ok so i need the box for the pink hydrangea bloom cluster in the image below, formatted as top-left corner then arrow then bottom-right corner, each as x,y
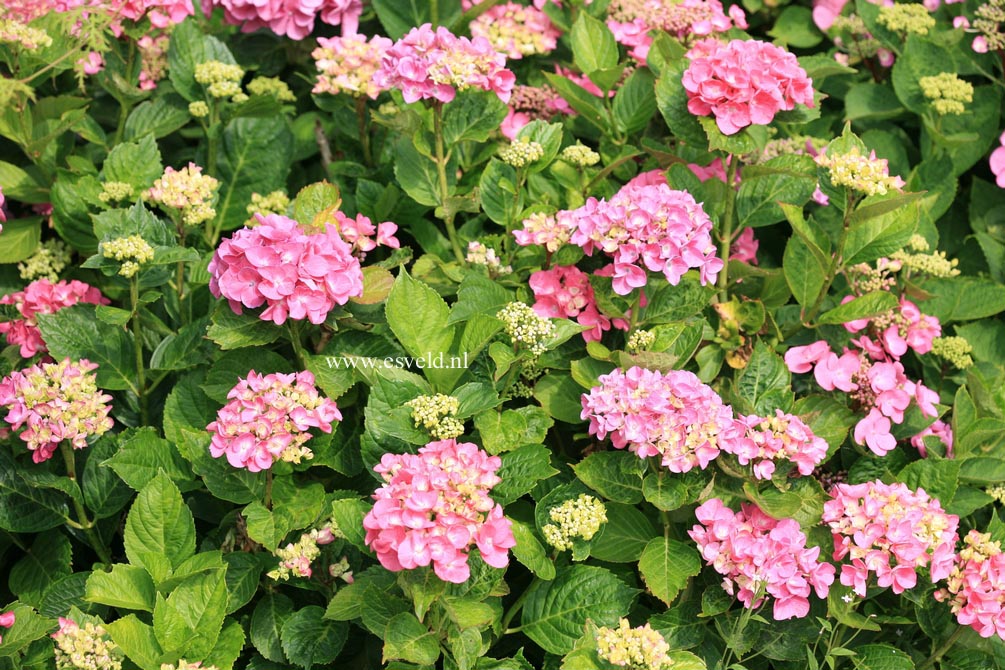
204,0 -> 362,40
936,530 -> 1005,640
608,0 -> 747,61
513,211 -> 570,252
363,439 -> 516,583
683,39 -> 815,136
372,24 -> 515,104
729,227 -> 759,265
0,279 -> 109,358
911,419 -> 953,458
823,480 -> 958,596
843,296 -> 941,359
0,358 -> 114,463
138,33 -> 170,91
120,0 -> 193,27
529,266 -> 627,343
0,611 -> 13,646
690,499 -> 835,620
469,2 -> 559,59
726,410 -> 829,480
785,342 -> 940,457
561,182 -> 722,295
312,34 -> 394,99
582,366 -> 747,473
501,84 -> 571,139
328,210 -> 400,258
207,370 -> 341,472
991,132 -> 1005,189
209,213 -> 364,325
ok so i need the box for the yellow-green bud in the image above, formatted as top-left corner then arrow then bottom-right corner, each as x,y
0,19 -> 52,49
627,329 -> 656,354
561,143 -> 601,167
919,73 -> 974,116
542,494 -> 607,551
877,4 -> 935,35
246,190 -> 290,220
101,235 -> 155,278
247,76 -> 296,102
500,137 -> 545,168
189,101 -> 210,118
405,394 -> 464,440
99,181 -> 136,204
931,336 -> 974,369
18,239 -> 71,281
595,619 -> 672,670
988,484 -> 1005,505
195,61 -> 245,101
497,301 -> 555,356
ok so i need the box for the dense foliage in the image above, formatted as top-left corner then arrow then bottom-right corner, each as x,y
2,0 -> 1005,669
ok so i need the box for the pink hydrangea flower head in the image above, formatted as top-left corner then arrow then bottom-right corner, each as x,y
911,419 -> 953,458
312,33 -> 394,99
363,439 -> 515,583
784,340 -> 831,374
690,499 -> 835,619
607,0 -> 746,62
501,85 -> 571,139
0,279 -> 109,358
0,610 -> 12,646
119,0 -> 194,26
469,2 -> 559,59
936,530 -> 1005,640
206,0 -> 362,40
0,358 -> 114,463
372,24 -> 515,104
823,480 -> 959,596
327,210 -> 399,258
562,182 -> 722,293
843,296 -> 941,359
137,33 -> 170,91
582,366 -> 747,473
529,265 -> 624,342
991,132 -> 1005,189
730,227 -> 759,265
206,370 -> 341,472
726,410 -> 829,479
682,39 -> 815,136
209,213 -> 364,325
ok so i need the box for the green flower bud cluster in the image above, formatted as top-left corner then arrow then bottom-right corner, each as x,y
101,235 -> 154,278
18,239 -> 71,281
919,73 -> 974,116
98,181 -> 135,204
497,301 -> 555,356
247,76 -> 296,102
627,329 -> 656,354
931,336 -> 974,370
877,4 -> 935,36
194,60 -> 247,102
561,143 -> 600,167
500,137 -> 545,168
595,619 -> 672,670
542,494 -> 607,551
405,393 -> 465,440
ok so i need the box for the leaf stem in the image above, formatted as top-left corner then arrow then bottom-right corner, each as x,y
60,442 -> 112,565
432,102 -> 464,262
355,97 -> 373,167
918,626 -> 966,670
716,154 -> 739,303
803,190 -> 855,325
130,278 -> 148,426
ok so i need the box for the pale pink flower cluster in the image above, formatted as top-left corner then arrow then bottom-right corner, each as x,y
690,499 -> 835,620
207,370 -> 341,472
991,132 -> 1005,189
209,213 -> 364,325
328,210 -> 400,258
729,227 -> 759,265
936,530 -> 1005,640
811,0 -> 890,31
0,611 -> 14,646
727,410 -> 829,480
312,34 -> 393,99
683,39 -> 814,136
582,366 -> 746,473
363,439 -> 516,583
0,279 -> 109,358
137,33 -> 169,91
843,296 -> 941,359
372,24 -> 515,104
204,0 -> 362,40
608,0 -> 747,61
470,2 -> 559,60
529,266 -> 626,343
502,84 -> 571,139
77,51 -> 104,76
823,480 -> 958,596
0,358 -> 114,463
513,211 -> 569,252
120,0 -> 193,27
562,182 -> 722,295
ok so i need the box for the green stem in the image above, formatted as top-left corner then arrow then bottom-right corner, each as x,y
802,190 -> 855,325
355,97 -> 373,167
264,469 -> 273,510
500,577 -> 536,632
627,288 -> 644,332
176,225 -> 187,322
288,321 -> 310,369
60,443 -> 112,565
131,278 -> 148,426
430,0 -> 439,25
716,155 -> 739,303
918,626 -> 966,670
432,103 -> 464,262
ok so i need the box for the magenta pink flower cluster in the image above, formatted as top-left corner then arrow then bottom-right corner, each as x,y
501,85 -> 571,139
0,358 -> 114,463
207,370 -> 341,472
936,530 -> 1005,640
823,480 -> 958,597
204,0 -> 362,41
725,410 -> 829,480
785,342 -> 940,457
683,39 -> 815,136
562,182 -> 722,295
689,499 -> 835,620
991,132 -> 1005,189
0,279 -> 109,359
372,24 -> 515,104
329,211 -> 400,258
843,296 -> 941,359
729,227 -> 759,265
581,366 -> 746,473
4,0 -> 191,27
529,266 -> 626,343
120,0 -> 193,27
608,0 -> 747,61
363,439 -> 516,583
0,611 -> 13,646
312,34 -> 394,99
209,213 -> 364,325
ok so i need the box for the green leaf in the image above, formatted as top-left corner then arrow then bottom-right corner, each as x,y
216,116 -> 293,233
735,341 -> 792,415
223,552 -> 265,614
492,444 -> 559,506
8,532 -> 73,608
589,503 -> 656,562
736,155 -> 817,228
510,517 -> 556,580
251,594 -> 294,663
105,427 -> 193,490
699,117 -> 767,155
852,643 -> 914,670
104,615 -> 163,670
167,19 -> 237,102
521,564 -> 637,655
370,0 -> 460,39
291,181 -> 341,228
383,612 -> 440,666
0,161 -> 49,203
203,618 -> 246,670
329,498 -> 370,553
516,120 -> 564,173
613,69 -> 657,135
571,451 -> 645,504
784,236 -> 828,308
124,95 -> 191,140
153,569 -> 228,658
243,502 -> 283,552
474,407 -> 554,455
918,277 -> 1005,322
638,537 -> 701,606
841,198 -> 918,266
570,11 -> 619,77
535,373 -> 590,424
202,349 -> 291,403
280,606 -> 348,670
386,267 -> 454,362
898,459 -> 960,509
479,158 -> 520,226
744,477 -> 826,526
543,72 -> 608,132
123,472 -> 196,583
36,304 -> 137,391
817,291 -> 899,326
845,82 -> 905,122
0,450 -> 68,533
103,134 -> 163,191
959,457 -> 1005,484
85,564 -> 156,612
656,62 -> 707,149
0,218 -> 41,262
642,469 -> 710,512
767,5 -> 823,48
642,275 -> 715,324
395,136 -> 444,207
443,91 -> 509,145
207,301 -> 281,350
